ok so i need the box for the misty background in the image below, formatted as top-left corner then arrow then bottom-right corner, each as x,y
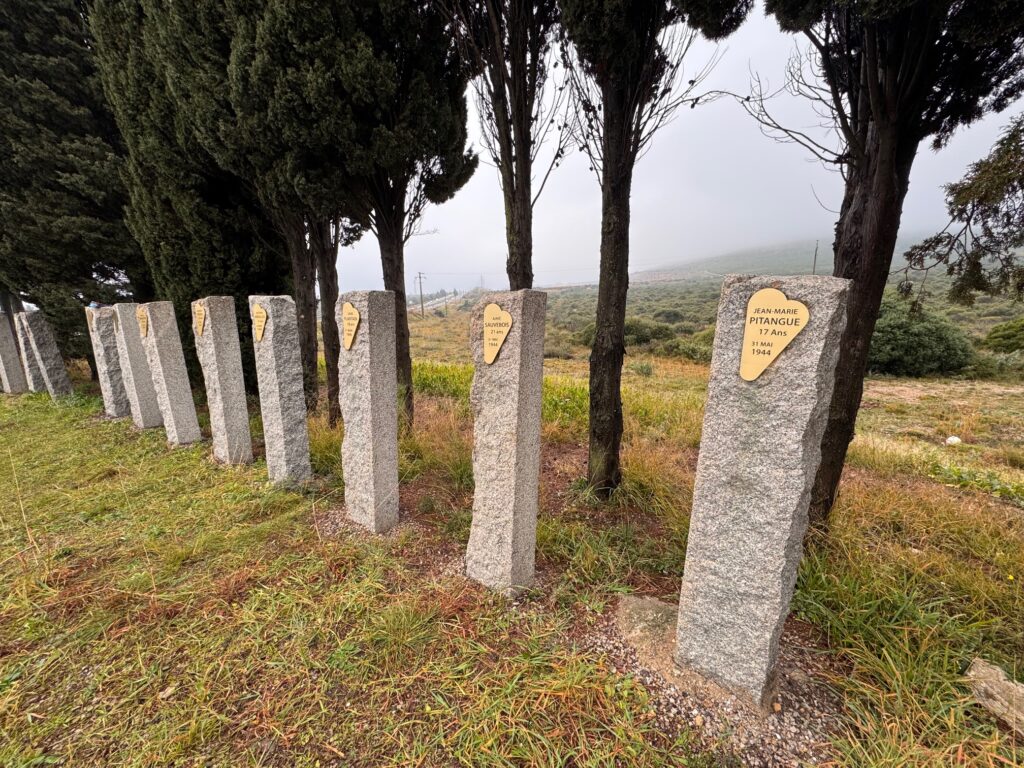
339,5 -> 1022,296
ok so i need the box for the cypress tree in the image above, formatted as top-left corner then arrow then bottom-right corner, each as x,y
0,0 -> 152,361
760,0 -> 1024,524
559,0 -> 751,496
336,1 -> 478,428
90,0 -> 292,386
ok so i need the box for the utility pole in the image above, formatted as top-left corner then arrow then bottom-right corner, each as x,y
416,272 -> 426,318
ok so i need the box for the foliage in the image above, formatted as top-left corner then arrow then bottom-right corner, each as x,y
0,0 -> 152,359
444,0 -> 569,288
868,299 -> 972,377
576,317 -> 675,347
904,114 -> 1024,305
984,316 -> 1024,353
89,0 -> 292,385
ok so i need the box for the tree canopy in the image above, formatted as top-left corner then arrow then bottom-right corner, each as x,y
0,0 -> 152,359
904,113 -> 1024,305
90,0 -> 292,385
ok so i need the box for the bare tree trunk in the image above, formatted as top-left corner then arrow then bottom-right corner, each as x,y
504,158 -> 534,290
588,87 -> 634,497
809,126 -> 919,526
375,196 -> 415,430
503,21 -> 535,292
282,213 -> 319,410
312,218 -> 341,426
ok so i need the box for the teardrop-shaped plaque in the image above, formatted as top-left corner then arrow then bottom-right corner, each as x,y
739,288 -> 809,381
252,303 -> 268,343
482,303 -> 513,365
136,306 -> 149,338
341,301 -> 360,350
193,303 -> 206,337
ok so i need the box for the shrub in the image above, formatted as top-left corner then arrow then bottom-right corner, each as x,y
984,317 -> 1024,353
575,317 -> 675,348
868,299 -> 972,377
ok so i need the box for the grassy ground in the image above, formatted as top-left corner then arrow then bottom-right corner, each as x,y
2,311 -> 1023,765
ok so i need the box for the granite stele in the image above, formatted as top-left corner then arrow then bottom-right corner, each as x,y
193,296 -> 253,464
139,301 -> 201,446
674,274 -> 849,708
250,296 -> 311,484
19,311 -> 73,398
336,291 -> 400,533
113,303 -> 163,429
14,314 -> 45,393
0,314 -> 28,394
465,290 -> 547,593
86,307 -> 130,418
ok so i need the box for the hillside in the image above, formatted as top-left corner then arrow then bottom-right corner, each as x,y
543,238 -> 1024,343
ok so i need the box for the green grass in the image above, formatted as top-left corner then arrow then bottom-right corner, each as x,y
0,394 -> 714,767
4,350 -> 1024,765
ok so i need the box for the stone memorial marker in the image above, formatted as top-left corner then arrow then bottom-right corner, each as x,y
113,303 -> 163,429
249,296 -> 311,484
465,290 -> 547,593
139,301 -> 201,446
14,314 -> 45,392
674,274 -> 849,708
0,314 -> 28,394
192,297 -> 253,464
86,307 -> 130,418
336,292 -> 399,533
19,311 -> 73,398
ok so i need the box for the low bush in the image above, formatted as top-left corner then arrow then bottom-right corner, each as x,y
868,299 -> 972,377
984,316 -> 1024,353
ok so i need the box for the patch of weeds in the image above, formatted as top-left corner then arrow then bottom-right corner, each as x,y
929,463 -> 1024,507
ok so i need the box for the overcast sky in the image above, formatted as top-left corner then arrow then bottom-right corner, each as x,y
338,5 -> 1022,295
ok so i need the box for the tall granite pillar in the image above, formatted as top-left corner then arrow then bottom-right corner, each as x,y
113,303 -> 163,429
0,313 -> 28,394
19,311 -> 73,398
249,296 -> 311,484
14,314 -> 45,392
86,307 -> 130,418
675,274 -> 849,708
192,297 -> 252,464
465,290 -> 547,593
139,301 -> 201,446
336,291 -> 399,533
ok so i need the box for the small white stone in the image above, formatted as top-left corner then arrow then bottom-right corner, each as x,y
945,435 -> 962,446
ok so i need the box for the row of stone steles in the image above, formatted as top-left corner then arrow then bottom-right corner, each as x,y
1,291 -> 550,597
2,276 -> 855,711
0,311 -> 74,399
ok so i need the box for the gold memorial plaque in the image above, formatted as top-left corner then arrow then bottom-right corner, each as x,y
341,302 -> 360,350
252,303 -> 268,343
482,302 -> 512,365
136,306 -> 149,338
193,303 -> 206,337
739,287 -> 809,382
